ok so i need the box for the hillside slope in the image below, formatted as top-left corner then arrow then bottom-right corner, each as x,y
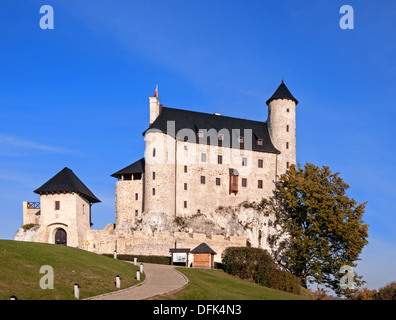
0,240 -> 141,300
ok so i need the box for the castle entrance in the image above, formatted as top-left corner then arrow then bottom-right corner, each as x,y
55,228 -> 67,245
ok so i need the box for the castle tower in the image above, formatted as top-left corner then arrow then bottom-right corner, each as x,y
30,167 -> 100,248
266,80 -> 298,175
149,86 -> 161,125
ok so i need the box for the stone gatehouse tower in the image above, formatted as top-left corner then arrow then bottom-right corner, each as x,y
112,80 -> 298,227
16,167 -> 101,248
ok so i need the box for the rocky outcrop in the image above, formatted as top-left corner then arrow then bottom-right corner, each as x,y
116,201 -> 285,257
14,224 -> 41,242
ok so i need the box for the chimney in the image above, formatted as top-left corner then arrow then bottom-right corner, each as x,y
149,96 -> 161,125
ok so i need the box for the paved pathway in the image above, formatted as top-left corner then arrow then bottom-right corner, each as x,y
87,263 -> 188,300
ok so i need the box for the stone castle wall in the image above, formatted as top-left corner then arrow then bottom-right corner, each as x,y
86,227 -> 246,263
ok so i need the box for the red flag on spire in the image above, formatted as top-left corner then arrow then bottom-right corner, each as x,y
153,85 -> 158,97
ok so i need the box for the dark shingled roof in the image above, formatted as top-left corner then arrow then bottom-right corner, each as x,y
111,158 -> 145,178
143,107 -> 280,154
266,81 -> 298,106
191,243 -> 217,255
34,167 -> 101,203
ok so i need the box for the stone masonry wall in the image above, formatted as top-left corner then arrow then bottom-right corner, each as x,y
86,228 -> 246,263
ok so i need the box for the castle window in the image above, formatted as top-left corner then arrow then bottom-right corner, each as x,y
135,193 -> 138,200
286,125 -> 289,132
287,108 -> 290,113
258,180 -> 263,189
216,177 -> 221,186
184,165 -> 187,173
242,178 -> 247,187
135,210 -> 138,216
184,201 -> 187,208
55,201 -> 60,210
153,148 -> 156,157
242,157 -> 248,166
133,173 -> 142,180
218,155 -> 222,164
200,176 -> 206,184
152,188 -> 156,196
287,162 -> 290,169
201,153 -> 206,162
257,139 -> 263,146
258,159 -> 263,168
123,174 -> 132,180
153,172 -> 156,180
230,174 -> 238,194
286,142 -> 289,149
239,136 -> 244,143
184,183 -> 187,190
197,209 -> 201,214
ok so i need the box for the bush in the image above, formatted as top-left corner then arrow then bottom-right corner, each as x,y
349,287 -> 377,300
22,224 -> 37,231
102,254 -> 171,265
222,247 -> 301,295
375,281 -> 396,300
222,247 -> 274,281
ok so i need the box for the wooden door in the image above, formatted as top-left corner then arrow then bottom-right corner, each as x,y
55,228 -> 67,245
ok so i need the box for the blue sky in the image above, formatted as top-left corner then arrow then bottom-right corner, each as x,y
0,0 -> 395,291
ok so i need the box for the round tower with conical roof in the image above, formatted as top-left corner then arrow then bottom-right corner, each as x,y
266,80 -> 298,175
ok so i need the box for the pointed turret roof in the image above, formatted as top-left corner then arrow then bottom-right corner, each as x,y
34,167 -> 101,203
266,80 -> 298,106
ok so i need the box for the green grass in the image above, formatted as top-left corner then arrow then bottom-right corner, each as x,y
0,240 -> 143,300
153,267 -> 313,300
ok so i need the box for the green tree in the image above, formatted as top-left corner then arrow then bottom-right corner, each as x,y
271,163 -> 369,296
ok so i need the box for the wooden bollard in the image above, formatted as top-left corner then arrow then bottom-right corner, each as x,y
74,283 -> 80,299
116,275 -> 121,288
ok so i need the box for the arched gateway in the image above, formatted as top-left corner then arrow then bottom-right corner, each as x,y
55,228 -> 67,245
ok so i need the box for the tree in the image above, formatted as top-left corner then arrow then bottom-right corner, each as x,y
270,162 -> 369,296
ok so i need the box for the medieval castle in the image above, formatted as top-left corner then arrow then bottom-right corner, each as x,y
15,80 -> 298,263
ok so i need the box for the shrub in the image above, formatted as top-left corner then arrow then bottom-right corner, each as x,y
222,247 -> 274,281
349,287 -> 377,300
375,281 -> 396,300
222,247 -> 301,295
22,224 -> 37,231
102,254 -> 171,265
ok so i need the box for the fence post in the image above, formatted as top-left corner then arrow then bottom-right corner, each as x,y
116,275 -> 121,288
74,283 -> 80,299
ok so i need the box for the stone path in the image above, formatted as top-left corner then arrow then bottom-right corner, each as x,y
87,263 -> 188,300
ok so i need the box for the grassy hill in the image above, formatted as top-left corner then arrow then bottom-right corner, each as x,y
152,267 -> 313,300
0,240 -> 142,300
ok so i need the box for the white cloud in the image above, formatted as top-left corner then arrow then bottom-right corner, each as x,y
0,133 -> 73,155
